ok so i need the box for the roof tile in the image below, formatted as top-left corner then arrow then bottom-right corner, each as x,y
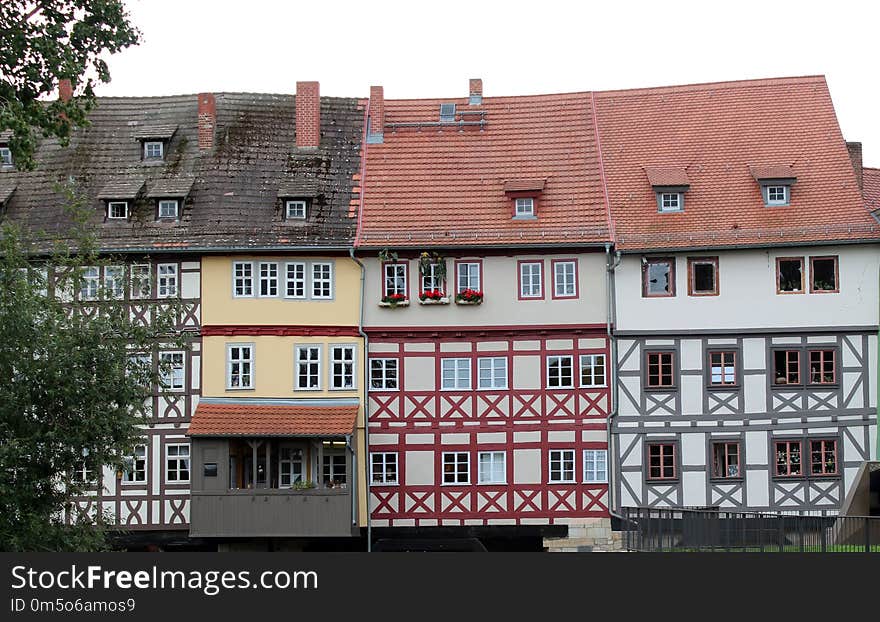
187,402 -> 358,437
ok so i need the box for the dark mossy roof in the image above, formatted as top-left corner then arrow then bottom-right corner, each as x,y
0,92 -> 364,253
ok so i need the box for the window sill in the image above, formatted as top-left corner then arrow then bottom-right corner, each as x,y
378,300 -> 409,308
706,384 -> 741,391
643,386 -> 678,393
370,482 -> 399,487
477,481 -> 507,486
583,480 -> 608,485
455,299 -> 483,306
225,387 -> 255,391
709,476 -> 744,483
548,480 -> 577,485
441,482 -> 471,487
418,297 -> 449,305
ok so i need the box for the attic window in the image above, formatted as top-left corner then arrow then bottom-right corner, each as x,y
107,201 -> 129,220
158,199 -> 179,219
439,103 -> 456,123
658,192 -> 683,213
514,198 -> 535,218
285,200 -> 307,220
0,146 -> 11,166
144,141 -> 164,160
763,185 -> 790,206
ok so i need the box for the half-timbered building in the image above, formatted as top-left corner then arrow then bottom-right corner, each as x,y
596,76 -> 879,514
358,80 -> 618,550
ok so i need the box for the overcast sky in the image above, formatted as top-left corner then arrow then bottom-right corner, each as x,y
96,0 -> 879,165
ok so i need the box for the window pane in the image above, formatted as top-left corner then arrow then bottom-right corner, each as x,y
778,259 -> 803,292
811,258 -> 837,291
646,261 -> 672,295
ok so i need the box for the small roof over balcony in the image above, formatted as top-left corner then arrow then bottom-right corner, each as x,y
188,398 -> 358,437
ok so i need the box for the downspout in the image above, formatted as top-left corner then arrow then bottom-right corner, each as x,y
350,247 -> 370,551
605,244 -> 625,522
346,433 -> 356,527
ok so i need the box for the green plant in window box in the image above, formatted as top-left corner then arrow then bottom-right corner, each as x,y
380,293 -> 409,307
293,480 -> 316,490
378,248 -> 398,263
418,251 -> 446,281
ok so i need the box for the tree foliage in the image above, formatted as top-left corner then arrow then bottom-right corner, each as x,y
0,0 -> 140,170
0,187 -> 181,551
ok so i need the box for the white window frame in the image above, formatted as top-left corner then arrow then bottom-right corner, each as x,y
330,344 -> 357,390
442,451 -> 470,485
107,201 -> 129,220
258,261 -> 279,297
547,355 -> 574,389
478,451 -> 506,484
514,197 -> 535,218
278,446 -> 304,488
311,262 -> 333,299
130,264 -> 151,299
579,354 -> 607,388
122,444 -> 147,484
549,449 -> 576,483
0,146 -> 12,166
370,358 -> 399,390
285,200 -> 307,220
80,266 -> 100,300
441,358 -> 471,390
157,263 -> 178,298
226,343 -> 254,390
165,444 -> 190,483
371,452 -> 398,485
158,199 -> 179,219
519,261 -> 542,299
284,261 -> 307,299
553,260 -> 577,298
104,265 -> 125,299
144,141 -> 164,159
764,185 -> 790,206
295,345 -> 322,391
383,262 -> 407,298
456,262 -> 481,294
658,192 -> 683,213
159,351 -> 185,392
477,357 -> 508,390
421,262 -> 444,293
583,449 -> 608,483
233,261 -> 254,298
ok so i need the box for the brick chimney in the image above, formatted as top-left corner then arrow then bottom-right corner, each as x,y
58,79 -> 73,102
367,85 -> 384,144
847,141 -> 863,191
296,81 -> 321,149
197,93 -> 216,151
469,78 -> 483,105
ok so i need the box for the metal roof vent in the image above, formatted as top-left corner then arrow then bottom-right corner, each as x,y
439,103 -> 456,124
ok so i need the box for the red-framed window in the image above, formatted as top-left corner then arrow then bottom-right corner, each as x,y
642,257 -> 675,297
382,261 -> 408,300
809,439 -> 838,476
808,349 -> 835,385
551,259 -> 578,299
647,443 -> 677,480
776,257 -> 804,294
646,351 -> 675,389
711,441 -> 741,479
454,259 -> 483,295
774,440 -> 803,477
419,259 -> 446,298
809,256 -> 839,293
517,260 -> 544,300
688,256 -> 719,296
708,351 -> 737,387
773,350 -> 800,386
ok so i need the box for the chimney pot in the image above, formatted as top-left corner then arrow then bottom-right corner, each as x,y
58,79 -> 73,103
469,78 -> 483,105
198,93 -> 216,151
368,86 -> 385,144
847,141 -> 863,191
296,81 -> 321,149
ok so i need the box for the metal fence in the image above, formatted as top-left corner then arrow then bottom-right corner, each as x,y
622,507 -> 880,552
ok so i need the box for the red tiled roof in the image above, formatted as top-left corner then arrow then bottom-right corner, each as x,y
749,164 -> 795,181
187,402 -> 358,437
503,178 -> 546,193
645,167 -> 690,187
359,92 -> 610,247
594,76 -> 879,250
865,168 -> 880,210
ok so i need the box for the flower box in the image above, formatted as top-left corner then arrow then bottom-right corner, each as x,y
378,299 -> 410,308
455,299 -> 482,306
419,297 -> 450,305
455,288 -> 484,305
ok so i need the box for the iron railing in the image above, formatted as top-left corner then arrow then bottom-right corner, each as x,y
622,507 -> 880,552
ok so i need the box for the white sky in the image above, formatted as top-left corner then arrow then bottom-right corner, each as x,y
96,0 -> 879,166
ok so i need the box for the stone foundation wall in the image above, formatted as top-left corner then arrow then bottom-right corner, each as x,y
543,518 -> 624,552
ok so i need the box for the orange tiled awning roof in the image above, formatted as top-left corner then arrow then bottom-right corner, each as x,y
644,167 -> 690,187
188,400 -> 358,437
749,164 -> 795,181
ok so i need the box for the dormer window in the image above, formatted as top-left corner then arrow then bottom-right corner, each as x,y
158,199 -> 179,219
285,199 -> 307,220
108,201 -> 129,220
144,141 -> 164,160
763,185 -> 790,206
0,146 -> 11,166
658,192 -> 683,213
514,198 -> 535,218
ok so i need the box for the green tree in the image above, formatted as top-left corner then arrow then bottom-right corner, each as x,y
0,0 -> 140,170
0,187 -> 180,551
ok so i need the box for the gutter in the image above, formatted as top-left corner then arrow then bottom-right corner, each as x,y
350,248 -> 371,552
605,244 -> 625,525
